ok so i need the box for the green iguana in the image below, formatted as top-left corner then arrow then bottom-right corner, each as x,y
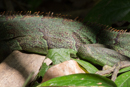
0,12 -> 130,81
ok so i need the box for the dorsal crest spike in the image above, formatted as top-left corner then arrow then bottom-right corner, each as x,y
0,11 -> 84,23
23,11 -> 27,14
114,29 -> 117,32
125,29 -> 127,32
29,11 -> 31,13
108,27 -> 113,30
74,16 -> 79,21
78,18 -> 83,22
37,11 -> 40,15
116,30 -> 120,32
114,29 -> 127,34
119,30 -> 123,34
47,11 -> 51,16
51,12 -> 54,17
33,11 -> 39,15
110,28 -> 118,32
19,11 -> 23,15
61,14 -> 65,18
39,12 -> 44,15
56,13 -> 61,17
26,11 -> 31,15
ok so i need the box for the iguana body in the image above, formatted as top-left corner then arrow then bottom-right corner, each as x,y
0,14 -> 130,81
0,15 -> 94,60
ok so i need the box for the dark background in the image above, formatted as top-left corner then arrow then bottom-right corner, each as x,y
0,0 -> 99,19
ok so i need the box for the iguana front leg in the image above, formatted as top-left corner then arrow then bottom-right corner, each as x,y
77,44 -> 130,81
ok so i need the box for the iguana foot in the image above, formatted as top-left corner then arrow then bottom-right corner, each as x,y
96,61 -> 130,81
111,62 -> 121,81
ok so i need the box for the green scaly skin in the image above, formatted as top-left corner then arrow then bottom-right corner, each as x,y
0,15 -> 130,80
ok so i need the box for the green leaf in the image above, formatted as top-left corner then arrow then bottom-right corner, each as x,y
37,63 -> 49,77
73,59 -> 98,73
84,0 -> 130,25
46,48 -> 77,65
119,66 -> 130,73
37,73 -> 117,86
30,63 -> 49,87
115,71 -> 130,87
23,72 -> 34,87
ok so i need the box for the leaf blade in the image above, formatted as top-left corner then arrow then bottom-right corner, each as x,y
37,73 -> 117,86
115,71 -> 130,87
